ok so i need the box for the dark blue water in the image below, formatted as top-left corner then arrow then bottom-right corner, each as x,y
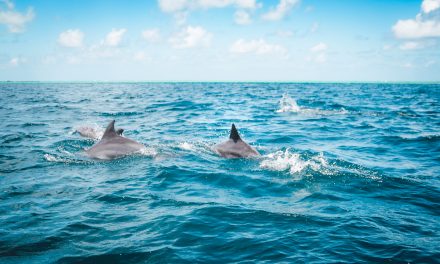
0,82 -> 439,263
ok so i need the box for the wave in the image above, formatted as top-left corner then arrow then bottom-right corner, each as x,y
100,111 -> 143,117
398,133 -> 440,142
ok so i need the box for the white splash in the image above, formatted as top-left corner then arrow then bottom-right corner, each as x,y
260,149 -> 330,177
179,142 -> 196,151
138,146 -> 158,157
276,93 -> 348,115
276,93 -> 300,113
260,149 -> 306,174
44,153 -> 70,163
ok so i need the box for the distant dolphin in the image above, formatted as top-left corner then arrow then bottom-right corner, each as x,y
85,120 -> 144,160
76,126 -> 123,140
213,124 -> 261,158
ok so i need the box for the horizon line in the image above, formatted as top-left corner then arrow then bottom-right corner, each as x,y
1,80 -> 440,84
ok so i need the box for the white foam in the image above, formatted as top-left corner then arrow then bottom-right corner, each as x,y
44,154 -> 69,163
276,93 -> 348,115
138,146 -> 158,157
260,149 -> 330,177
178,142 -> 196,151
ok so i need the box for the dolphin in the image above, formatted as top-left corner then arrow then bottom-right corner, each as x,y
213,124 -> 261,158
85,120 -> 144,160
76,126 -> 124,140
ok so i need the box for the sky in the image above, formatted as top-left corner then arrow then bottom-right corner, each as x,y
0,0 -> 439,82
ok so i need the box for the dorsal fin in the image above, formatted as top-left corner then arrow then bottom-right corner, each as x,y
102,120 -> 117,139
229,123 -> 241,143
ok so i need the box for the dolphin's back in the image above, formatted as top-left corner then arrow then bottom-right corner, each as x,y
85,120 -> 145,160
214,139 -> 260,158
213,124 -> 260,158
86,136 -> 144,160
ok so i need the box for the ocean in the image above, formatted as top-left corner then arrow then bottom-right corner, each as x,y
0,82 -> 439,263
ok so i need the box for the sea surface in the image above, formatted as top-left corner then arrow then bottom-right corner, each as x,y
0,82 -> 439,263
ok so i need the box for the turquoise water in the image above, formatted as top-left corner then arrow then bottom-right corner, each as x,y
0,82 -> 439,263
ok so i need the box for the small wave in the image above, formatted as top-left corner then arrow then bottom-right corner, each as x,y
398,133 -> 440,142
101,111 -> 143,117
260,149 -> 330,178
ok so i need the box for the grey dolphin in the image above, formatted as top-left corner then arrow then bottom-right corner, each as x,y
85,120 -> 144,160
213,124 -> 261,158
76,126 -> 124,140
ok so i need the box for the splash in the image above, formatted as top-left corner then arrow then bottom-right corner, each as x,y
276,93 -> 348,115
276,93 -> 301,113
44,153 -> 66,162
137,146 -> 158,157
177,141 -> 214,155
260,149 -> 330,178
179,142 -> 196,151
43,153 -> 89,164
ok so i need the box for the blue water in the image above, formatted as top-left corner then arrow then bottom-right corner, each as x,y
0,82 -> 439,263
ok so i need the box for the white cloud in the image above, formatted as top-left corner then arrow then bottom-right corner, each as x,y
234,10 -> 251,25
158,0 -> 259,25
393,16 -> 440,39
159,0 -> 188,13
262,0 -> 299,21
0,0 -> 34,33
58,29 -> 84,48
142,28 -> 161,43
310,42 -> 327,53
104,28 -> 127,47
403,62 -> 413,68
158,0 -> 259,13
399,41 -> 421,50
422,0 -> 440,13
392,0 -> 440,39
169,25 -> 212,49
229,38 -> 287,55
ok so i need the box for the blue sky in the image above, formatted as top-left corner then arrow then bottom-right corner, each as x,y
0,0 -> 439,81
